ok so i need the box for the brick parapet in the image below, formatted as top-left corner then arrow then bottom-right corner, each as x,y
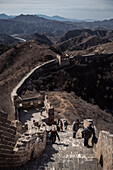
94,130 -> 113,170
0,110 -> 47,168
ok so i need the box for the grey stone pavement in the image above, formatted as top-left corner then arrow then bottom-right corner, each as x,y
16,126 -> 102,170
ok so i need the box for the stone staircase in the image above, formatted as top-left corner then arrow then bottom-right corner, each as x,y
16,126 -> 102,170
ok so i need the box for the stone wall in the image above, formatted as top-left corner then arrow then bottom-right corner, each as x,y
16,94 -> 44,109
94,131 -> 113,170
13,129 -> 46,167
11,60 -> 55,119
57,54 -> 70,67
0,110 -> 17,168
0,110 -> 47,168
0,60 -> 57,168
44,95 -> 54,125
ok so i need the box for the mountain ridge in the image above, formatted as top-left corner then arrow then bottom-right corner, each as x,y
0,14 -> 113,36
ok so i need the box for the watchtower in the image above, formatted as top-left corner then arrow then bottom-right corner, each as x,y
57,54 -> 70,67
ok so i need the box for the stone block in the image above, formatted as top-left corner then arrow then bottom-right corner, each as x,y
1,138 -> 15,146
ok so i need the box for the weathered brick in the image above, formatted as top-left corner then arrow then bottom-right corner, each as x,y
0,144 -> 14,150
0,130 -> 15,139
3,136 -> 16,143
1,139 -> 15,146
7,128 -> 16,135
0,149 -> 14,155
10,125 -> 17,131
0,126 -> 9,132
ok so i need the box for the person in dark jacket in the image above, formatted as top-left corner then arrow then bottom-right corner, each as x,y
57,119 -> 63,131
64,120 -> 68,130
82,124 -> 95,147
49,127 -> 60,144
72,119 -> 80,138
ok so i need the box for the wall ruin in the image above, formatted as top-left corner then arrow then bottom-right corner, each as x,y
44,95 -> 54,125
11,59 -> 56,120
94,131 -> 113,170
0,110 -> 46,168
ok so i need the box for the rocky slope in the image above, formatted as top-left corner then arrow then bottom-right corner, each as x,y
58,29 -> 108,43
55,29 -> 113,52
0,15 -> 76,35
24,33 -> 53,45
28,54 -> 113,114
0,44 -> 10,55
47,91 -> 113,133
56,35 -> 110,52
67,41 -> 113,56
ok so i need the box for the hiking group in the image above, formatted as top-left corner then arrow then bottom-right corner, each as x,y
72,119 -> 97,147
48,118 -> 97,147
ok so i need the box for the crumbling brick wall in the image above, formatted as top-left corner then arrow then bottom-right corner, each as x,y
0,110 -> 46,168
44,95 -> 54,124
0,110 -> 17,168
13,130 -> 47,167
94,131 -> 113,170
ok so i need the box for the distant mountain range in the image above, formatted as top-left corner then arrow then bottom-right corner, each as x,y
0,14 -> 113,36
37,14 -> 82,22
0,13 -> 16,19
0,13 -> 98,22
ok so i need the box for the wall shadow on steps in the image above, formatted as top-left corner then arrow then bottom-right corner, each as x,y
15,141 -> 59,170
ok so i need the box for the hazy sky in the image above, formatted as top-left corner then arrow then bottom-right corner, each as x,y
0,0 -> 113,20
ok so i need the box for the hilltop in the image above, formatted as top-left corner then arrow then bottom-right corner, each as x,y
55,29 -> 113,52
56,35 -> 110,52
23,33 -> 53,45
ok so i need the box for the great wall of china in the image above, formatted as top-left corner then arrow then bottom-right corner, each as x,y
0,54 -> 113,169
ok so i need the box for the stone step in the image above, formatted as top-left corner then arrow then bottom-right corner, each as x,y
16,129 -> 102,170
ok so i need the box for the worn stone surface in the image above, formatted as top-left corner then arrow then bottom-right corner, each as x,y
17,126 -> 102,170
94,131 -> 113,170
